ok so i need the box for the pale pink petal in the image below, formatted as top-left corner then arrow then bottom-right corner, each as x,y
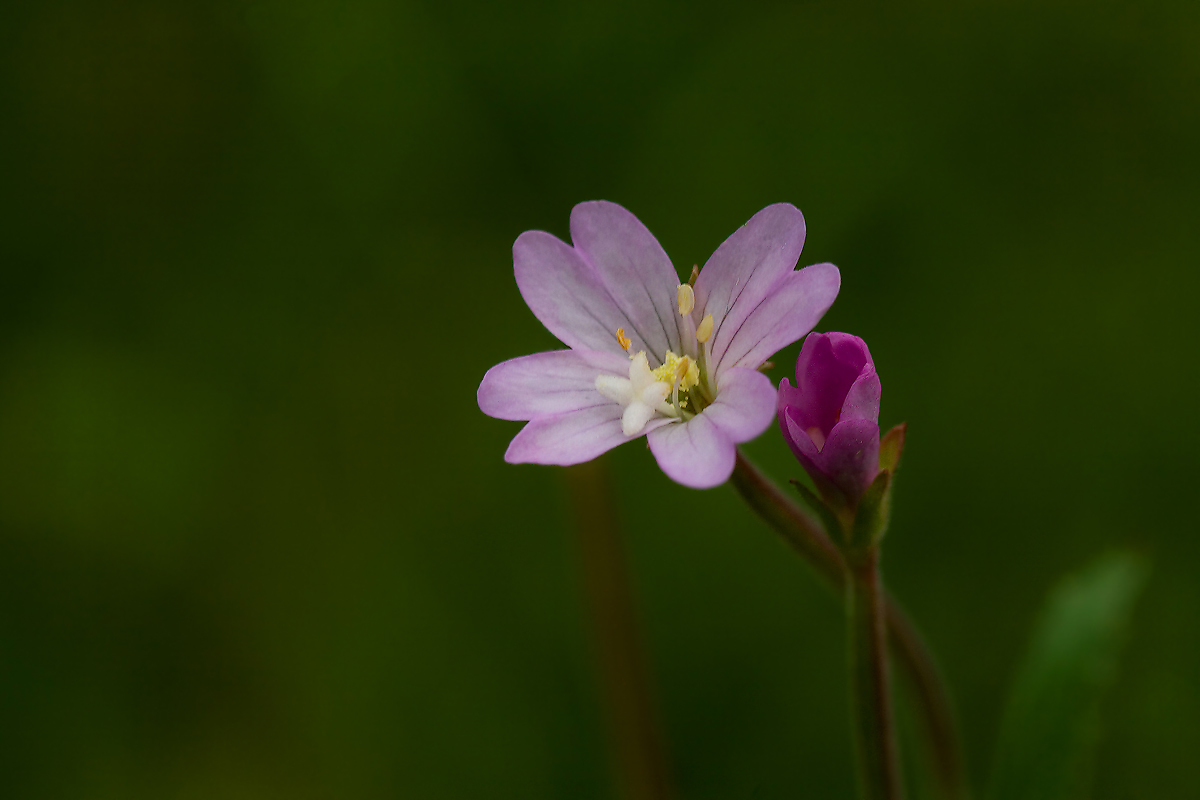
570,201 -> 683,360
647,414 -> 736,489
506,407 -> 675,465
714,263 -> 841,373
478,349 -> 631,421
693,203 -> 807,372
506,405 -> 622,465
702,367 -> 777,443
513,231 -> 634,357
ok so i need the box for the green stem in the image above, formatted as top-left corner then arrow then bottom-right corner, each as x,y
847,547 -> 904,800
565,458 -> 676,800
884,595 -> 967,800
730,451 -> 968,800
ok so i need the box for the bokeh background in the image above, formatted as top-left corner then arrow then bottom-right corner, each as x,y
2,0 -> 1198,797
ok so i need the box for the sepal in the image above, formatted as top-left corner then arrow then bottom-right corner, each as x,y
879,422 -> 907,473
789,478 -> 846,541
849,468 -> 893,551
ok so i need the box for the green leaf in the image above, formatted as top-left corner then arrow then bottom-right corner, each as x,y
987,552 -> 1148,800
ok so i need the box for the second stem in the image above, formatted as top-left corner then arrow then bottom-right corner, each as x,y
847,547 -> 903,800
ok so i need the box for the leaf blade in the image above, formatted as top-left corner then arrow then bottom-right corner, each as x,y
987,551 -> 1148,800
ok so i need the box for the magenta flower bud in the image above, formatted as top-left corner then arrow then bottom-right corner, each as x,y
778,332 -> 882,508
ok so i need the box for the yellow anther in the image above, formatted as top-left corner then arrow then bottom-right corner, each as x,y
652,351 -> 699,393
696,313 -> 714,344
676,284 -> 695,316
615,327 -> 632,351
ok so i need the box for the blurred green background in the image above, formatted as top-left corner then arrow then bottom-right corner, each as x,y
1,0 -> 1197,797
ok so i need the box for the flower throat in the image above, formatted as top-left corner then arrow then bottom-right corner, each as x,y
607,273 -> 717,427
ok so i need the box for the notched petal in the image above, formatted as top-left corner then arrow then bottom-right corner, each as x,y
569,201 -> 683,361
703,367 -> 776,444
505,405 -> 628,465
479,349 -> 630,421
693,203 -> 808,370
647,415 -> 736,489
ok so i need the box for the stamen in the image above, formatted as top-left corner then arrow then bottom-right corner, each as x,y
652,351 -> 698,393
676,284 -> 695,316
696,313 -> 714,344
688,265 -> 699,286
615,327 -> 632,351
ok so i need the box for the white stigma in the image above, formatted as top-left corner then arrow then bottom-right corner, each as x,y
595,351 -> 675,436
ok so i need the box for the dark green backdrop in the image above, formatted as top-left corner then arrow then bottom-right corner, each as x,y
1,0 -> 1197,797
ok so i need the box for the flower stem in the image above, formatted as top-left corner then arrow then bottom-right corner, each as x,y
847,547 -> 903,799
565,458 -> 676,800
883,594 -> 967,800
730,451 -> 968,800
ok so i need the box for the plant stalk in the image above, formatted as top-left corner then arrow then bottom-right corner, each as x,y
847,547 -> 904,800
730,451 -> 967,800
565,458 -> 675,800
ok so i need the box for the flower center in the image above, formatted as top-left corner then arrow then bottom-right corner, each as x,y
653,351 -> 699,394
594,280 -> 718,436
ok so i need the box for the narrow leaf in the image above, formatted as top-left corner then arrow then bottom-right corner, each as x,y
987,551 -> 1148,800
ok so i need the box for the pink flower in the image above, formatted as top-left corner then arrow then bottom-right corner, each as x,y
777,332 -> 881,507
478,201 -> 840,489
